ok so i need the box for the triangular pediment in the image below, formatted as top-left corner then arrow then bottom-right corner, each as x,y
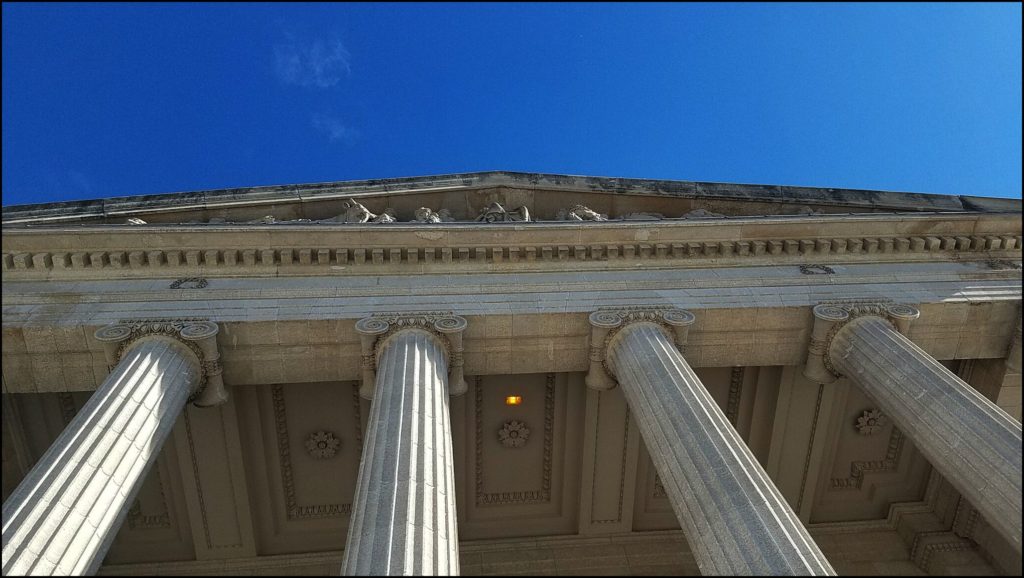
2,171 -> 1019,226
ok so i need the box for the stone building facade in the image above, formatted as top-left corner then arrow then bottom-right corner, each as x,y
1,171 -> 1021,575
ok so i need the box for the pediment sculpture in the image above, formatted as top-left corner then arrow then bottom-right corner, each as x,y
681,208 -> 725,218
475,202 -> 531,223
557,205 -> 607,221
320,200 -> 397,224
621,212 -> 665,220
412,207 -> 455,223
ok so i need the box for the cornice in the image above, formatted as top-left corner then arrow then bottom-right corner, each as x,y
6,170 -> 1018,224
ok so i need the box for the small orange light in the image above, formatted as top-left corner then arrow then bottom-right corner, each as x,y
505,396 -> 522,406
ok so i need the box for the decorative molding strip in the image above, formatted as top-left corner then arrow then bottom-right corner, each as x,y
585,306 -> 696,391
591,392 -> 633,523
475,374 -> 555,506
271,384 -> 355,519
830,426 -> 905,490
169,277 -> 209,289
94,318 -> 227,407
799,264 -> 835,275
56,393 -> 77,426
725,367 -> 745,427
4,233 -> 1019,276
805,302 -> 920,383
183,410 -> 215,547
796,384 -> 826,512
984,259 -> 1022,270
652,471 -> 667,500
354,312 -> 467,399
910,531 -> 976,574
1007,306 -> 1023,374
125,499 -> 171,531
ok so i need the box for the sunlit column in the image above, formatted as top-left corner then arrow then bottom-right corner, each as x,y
819,304 -> 1022,555
342,315 -> 466,576
588,309 -> 835,575
2,320 -> 224,575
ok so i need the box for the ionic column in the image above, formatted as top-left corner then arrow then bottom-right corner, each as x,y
2,320 -> 225,576
342,314 -> 466,576
808,304 -> 1022,555
586,309 -> 835,575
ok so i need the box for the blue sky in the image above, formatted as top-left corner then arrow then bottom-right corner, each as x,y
2,3 -> 1021,206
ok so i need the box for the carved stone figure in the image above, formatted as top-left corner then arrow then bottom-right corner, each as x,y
342,199 -> 377,223
476,202 -> 531,223
371,208 -> 397,224
557,205 -> 607,221
245,215 -> 279,224
621,212 -> 665,220
414,207 -> 441,223
681,208 -> 725,218
413,207 -> 455,223
796,206 -> 823,216
319,199 -> 392,224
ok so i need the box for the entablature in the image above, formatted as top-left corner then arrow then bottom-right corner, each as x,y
2,212 -> 1021,280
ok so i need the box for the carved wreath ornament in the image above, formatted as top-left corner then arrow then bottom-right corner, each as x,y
856,409 -> 887,436
498,420 -> 531,448
305,431 -> 342,459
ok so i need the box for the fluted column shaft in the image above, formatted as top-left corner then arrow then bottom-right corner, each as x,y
2,337 -> 200,575
607,322 -> 835,576
831,315 -> 1023,554
342,328 -> 459,576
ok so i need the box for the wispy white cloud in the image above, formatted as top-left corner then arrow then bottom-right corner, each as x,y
312,113 -> 358,145
274,35 -> 351,88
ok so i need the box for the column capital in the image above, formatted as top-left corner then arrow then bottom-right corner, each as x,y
355,312 -> 468,399
803,301 -> 920,383
585,306 -> 695,390
94,318 -> 227,406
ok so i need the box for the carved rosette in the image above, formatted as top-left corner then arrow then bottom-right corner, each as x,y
95,318 -> 227,406
497,420 -> 530,448
354,312 -> 468,399
585,306 -> 696,390
305,431 -> 342,459
855,409 -> 887,435
804,302 -> 921,383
